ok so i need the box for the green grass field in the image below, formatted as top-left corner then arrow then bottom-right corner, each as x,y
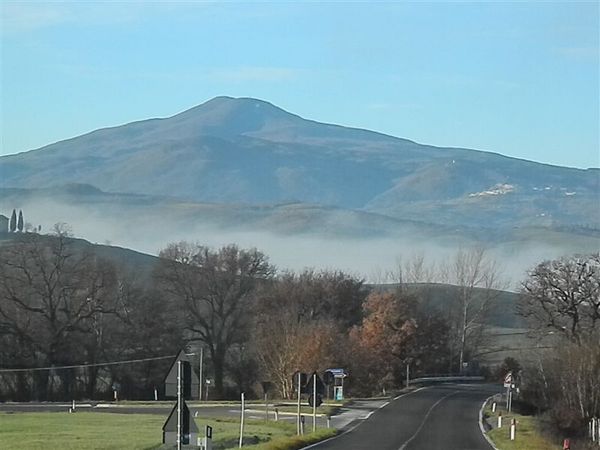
0,411 -> 336,450
484,403 -> 562,450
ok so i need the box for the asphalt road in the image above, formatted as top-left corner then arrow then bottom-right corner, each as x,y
0,383 -> 500,449
307,383 -> 500,450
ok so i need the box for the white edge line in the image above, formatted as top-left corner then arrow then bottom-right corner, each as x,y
479,395 -> 500,450
300,387 -> 431,450
299,420 -> 364,450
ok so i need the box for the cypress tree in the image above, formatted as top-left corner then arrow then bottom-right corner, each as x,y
9,209 -> 16,232
17,210 -> 24,232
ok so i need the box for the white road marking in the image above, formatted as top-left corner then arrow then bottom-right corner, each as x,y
299,387 -> 432,449
394,386 -> 427,401
398,390 -> 460,450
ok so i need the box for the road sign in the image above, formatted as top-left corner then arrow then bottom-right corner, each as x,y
164,350 -> 200,399
304,372 -> 326,395
323,368 -> 347,386
308,393 -> 323,407
162,400 -> 199,445
503,371 -> 513,388
325,368 -> 347,378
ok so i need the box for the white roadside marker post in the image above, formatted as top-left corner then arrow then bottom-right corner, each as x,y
510,418 -> 516,441
265,393 -> 269,422
497,412 -> 502,428
239,392 -> 245,448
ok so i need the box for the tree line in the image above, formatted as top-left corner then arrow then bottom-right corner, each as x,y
0,227 -> 596,420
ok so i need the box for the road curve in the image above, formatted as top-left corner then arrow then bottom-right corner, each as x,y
307,383 -> 500,450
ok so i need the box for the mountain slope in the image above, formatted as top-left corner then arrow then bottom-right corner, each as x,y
1,96 -> 598,229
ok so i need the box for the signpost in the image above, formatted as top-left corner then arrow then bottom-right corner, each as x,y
303,372 -> 325,432
294,372 -> 304,435
324,368 -> 347,401
162,349 -> 201,448
202,425 -> 213,450
504,371 -> 513,411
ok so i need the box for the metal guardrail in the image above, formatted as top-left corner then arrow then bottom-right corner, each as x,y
410,376 -> 485,384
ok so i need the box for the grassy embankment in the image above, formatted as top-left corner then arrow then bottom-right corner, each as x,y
483,402 -> 562,450
0,412 -> 336,450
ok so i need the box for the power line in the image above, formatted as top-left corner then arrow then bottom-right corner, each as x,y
0,355 -> 176,373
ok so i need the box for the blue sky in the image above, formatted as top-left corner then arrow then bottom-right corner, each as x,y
1,1 -> 598,168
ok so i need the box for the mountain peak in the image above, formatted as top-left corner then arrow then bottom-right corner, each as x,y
202,95 -> 281,108
171,96 -> 303,137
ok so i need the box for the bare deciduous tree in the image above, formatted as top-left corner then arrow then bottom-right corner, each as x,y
0,231 -> 118,399
519,253 -> 600,344
442,247 -> 506,372
156,242 -> 274,398
376,248 -> 505,373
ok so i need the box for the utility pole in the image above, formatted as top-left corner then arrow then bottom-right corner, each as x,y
312,373 -> 317,432
297,373 -> 301,435
177,360 -> 182,450
198,347 -> 203,401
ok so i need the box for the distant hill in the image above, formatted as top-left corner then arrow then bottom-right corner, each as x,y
0,231 -> 160,277
0,231 -> 527,332
1,184 -> 597,274
1,96 -> 598,231
372,282 -> 524,329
